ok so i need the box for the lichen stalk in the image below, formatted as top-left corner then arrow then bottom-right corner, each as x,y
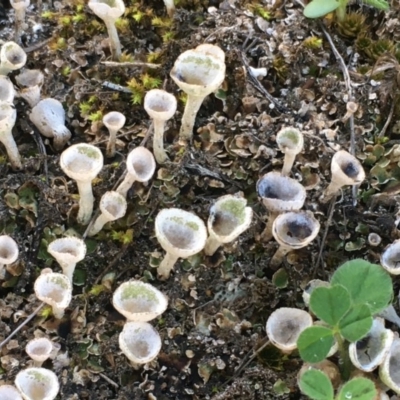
104,19 -> 121,60
281,152 -> 296,177
52,304 -> 65,319
59,263 -> 76,283
321,180 -> 343,203
270,244 -> 291,269
153,119 -> 168,164
0,131 -> 22,170
116,174 -> 136,198
14,8 -> 26,43
76,181 -> 95,225
157,252 -> 179,280
204,233 -> 222,256
261,211 -> 279,242
88,214 -> 111,237
179,95 -> 205,140
106,128 -> 117,158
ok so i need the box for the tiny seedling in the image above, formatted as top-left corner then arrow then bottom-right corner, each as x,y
297,259 -> 393,400
303,0 -> 389,22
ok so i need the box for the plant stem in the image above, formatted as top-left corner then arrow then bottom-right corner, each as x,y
153,119 -> 168,164
335,0 -> 347,21
179,95 -> 205,140
14,9 -> 26,43
157,251 -> 179,280
76,180 -> 94,225
335,333 -> 352,381
104,20 -> 121,61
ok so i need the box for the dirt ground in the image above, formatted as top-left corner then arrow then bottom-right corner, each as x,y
0,0 -> 400,399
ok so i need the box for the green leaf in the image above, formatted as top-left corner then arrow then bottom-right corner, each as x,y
310,285 -> 351,327
339,304 -> 373,342
298,369 -> 334,400
331,259 -> 393,315
297,326 -> 334,363
303,0 -> 340,18
362,0 -> 389,10
337,377 -> 376,400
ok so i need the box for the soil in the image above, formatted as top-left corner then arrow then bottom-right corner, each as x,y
0,0 -> 400,399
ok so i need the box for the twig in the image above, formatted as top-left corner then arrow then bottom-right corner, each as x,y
101,61 -> 161,69
313,196 -> 336,278
220,337 -> 271,388
101,82 -> 131,93
378,99 -> 396,138
0,303 -> 45,350
98,372 -> 119,388
23,38 -> 51,53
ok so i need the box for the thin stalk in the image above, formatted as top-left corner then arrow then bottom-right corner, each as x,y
320,180 -> 343,203
106,128 -> 117,158
60,263 -> 76,283
204,233 -> 222,256
270,244 -> 291,269
53,127 -> 71,151
116,173 -> 135,198
88,214 -> 111,237
104,19 -> 121,60
335,1 -> 347,22
153,119 -> 168,164
179,95 -> 205,140
260,211 -> 279,242
76,180 -> 94,225
157,251 -> 179,280
335,333 -> 352,381
14,8 -> 26,43
0,131 -> 22,170
281,152 -> 296,176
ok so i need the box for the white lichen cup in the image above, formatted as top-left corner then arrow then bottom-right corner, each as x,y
60,143 -> 104,225
256,171 -> 306,242
0,103 -> 23,170
30,98 -> 72,151
349,318 -> 393,372
119,321 -> 162,368
34,268 -> 72,319
15,69 -> 44,107
15,367 -> 59,400
0,41 -> 27,75
88,191 -> 127,236
88,0 -> 125,60
25,337 -> 54,367
0,385 -> 23,400
170,44 -> 226,140
0,76 -> 15,103
0,235 -> 19,278
266,307 -> 313,353
116,147 -> 156,198
271,211 -> 320,268
144,89 -> 177,164
112,280 -> 168,321
155,208 -> 207,280
163,0 -> 175,17
103,111 -> 126,158
381,240 -> 400,275
47,237 -> 87,282
204,194 -> 253,256
276,127 -> 304,176
321,149 -> 365,203
10,0 -> 30,42
379,337 -> 400,394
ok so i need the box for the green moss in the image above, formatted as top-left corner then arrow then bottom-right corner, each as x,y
182,55 -> 220,71
219,199 -> 246,224
50,275 -> 69,290
121,283 -> 158,303
170,216 -> 199,231
77,145 -> 101,159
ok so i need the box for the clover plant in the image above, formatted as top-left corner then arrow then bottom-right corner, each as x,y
297,259 -> 393,400
303,0 -> 389,22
